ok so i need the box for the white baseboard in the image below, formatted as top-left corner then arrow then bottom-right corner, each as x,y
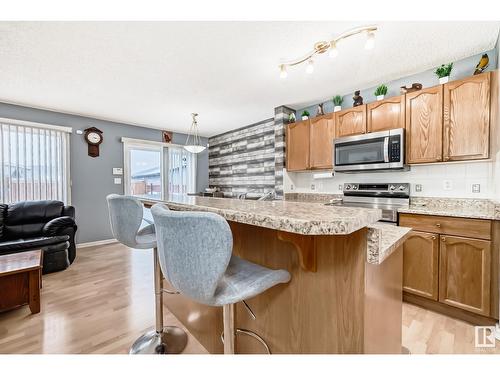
77,238 -> 118,249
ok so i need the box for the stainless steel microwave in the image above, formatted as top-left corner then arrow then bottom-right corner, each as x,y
333,128 -> 405,172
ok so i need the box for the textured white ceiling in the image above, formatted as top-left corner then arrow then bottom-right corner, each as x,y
0,21 -> 498,136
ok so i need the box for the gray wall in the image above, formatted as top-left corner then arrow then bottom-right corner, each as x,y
0,102 -> 209,243
296,49 -> 498,117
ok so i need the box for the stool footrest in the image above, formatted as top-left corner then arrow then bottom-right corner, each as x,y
220,328 -> 271,354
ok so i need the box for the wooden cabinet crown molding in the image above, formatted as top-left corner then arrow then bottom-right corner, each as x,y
367,95 -> 405,133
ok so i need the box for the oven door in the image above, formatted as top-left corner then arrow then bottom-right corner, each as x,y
333,131 -> 390,171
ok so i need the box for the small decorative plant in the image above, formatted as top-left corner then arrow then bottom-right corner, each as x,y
374,84 -> 388,100
301,110 -> 310,120
435,63 -> 453,84
332,95 -> 343,112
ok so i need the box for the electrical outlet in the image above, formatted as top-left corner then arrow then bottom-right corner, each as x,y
415,184 -> 423,192
472,184 -> 481,193
443,180 -> 452,191
338,184 -> 343,191
311,184 -> 315,191
290,184 -> 294,191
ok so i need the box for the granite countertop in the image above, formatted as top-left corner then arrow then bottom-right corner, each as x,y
141,195 -> 382,235
367,223 -> 412,265
398,197 -> 499,220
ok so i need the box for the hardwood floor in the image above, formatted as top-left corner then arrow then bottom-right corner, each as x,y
0,243 -> 498,354
0,243 -> 207,354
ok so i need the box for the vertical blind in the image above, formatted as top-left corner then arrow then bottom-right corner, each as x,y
168,147 -> 196,196
0,120 -> 70,204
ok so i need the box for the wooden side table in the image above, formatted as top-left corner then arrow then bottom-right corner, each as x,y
0,250 -> 43,314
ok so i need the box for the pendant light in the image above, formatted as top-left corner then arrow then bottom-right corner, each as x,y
184,113 -> 206,154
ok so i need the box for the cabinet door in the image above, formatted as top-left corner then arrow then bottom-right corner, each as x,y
286,120 -> 310,171
439,235 -> 491,316
310,114 -> 335,169
334,105 -> 366,138
367,96 -> 405,133
443,73 -> 490,161
406,86 -> 443,164
403,231 -> 439,300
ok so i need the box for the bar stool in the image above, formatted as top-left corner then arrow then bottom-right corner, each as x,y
151,203 -> 291,354
106,194 -> 188,354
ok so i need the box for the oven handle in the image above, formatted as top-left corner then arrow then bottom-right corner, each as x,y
383,137 -> 389,162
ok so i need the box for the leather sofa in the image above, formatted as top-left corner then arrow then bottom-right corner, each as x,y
0,200 -> 77,274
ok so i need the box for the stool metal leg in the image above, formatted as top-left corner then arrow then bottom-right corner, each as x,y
129,247 -> 188,354
223,304 -> 235,354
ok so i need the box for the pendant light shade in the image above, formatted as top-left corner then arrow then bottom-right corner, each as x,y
184,113 -> 206,154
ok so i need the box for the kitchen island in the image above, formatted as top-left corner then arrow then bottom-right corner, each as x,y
142,196 -> 410,354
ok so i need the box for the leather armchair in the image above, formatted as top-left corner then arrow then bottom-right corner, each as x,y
0,200 -> 78,273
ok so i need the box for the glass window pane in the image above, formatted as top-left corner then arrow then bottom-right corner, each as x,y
168,147 -> 195,198
129,148 -> 162,199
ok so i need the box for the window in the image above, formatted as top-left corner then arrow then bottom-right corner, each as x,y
123,138 -> 196,200
0,118 -> 71,204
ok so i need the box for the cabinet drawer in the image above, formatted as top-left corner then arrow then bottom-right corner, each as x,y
399,214 -> 491,240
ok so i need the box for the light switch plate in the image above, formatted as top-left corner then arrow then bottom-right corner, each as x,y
338,184 -> 343,191
415,184 -> 423,192
472,184 -> 481,193
114,177 -> 122,185
443,180 -> 452,191
310,184 -> 315,191
113,167 -> 123,175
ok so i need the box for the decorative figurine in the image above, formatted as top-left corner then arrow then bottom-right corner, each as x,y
474,53 -> 489,75
162,131 -> 173,143
288,112 -> 296,123
353,90 -> 363,107
316,103 -> 325,116
400,83 -> 422,94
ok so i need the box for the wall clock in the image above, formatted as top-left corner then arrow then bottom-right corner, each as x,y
84,127 -> 103,157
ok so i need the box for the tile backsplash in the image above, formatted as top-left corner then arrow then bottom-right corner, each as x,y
283,160 -> 496,199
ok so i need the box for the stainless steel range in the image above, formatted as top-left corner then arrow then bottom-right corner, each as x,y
326,183 -> 410,223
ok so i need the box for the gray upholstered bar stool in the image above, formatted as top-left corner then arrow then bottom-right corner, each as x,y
151,203 -> 291,354
106,194 -> 188,354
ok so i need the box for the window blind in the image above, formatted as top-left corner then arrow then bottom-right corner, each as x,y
0,120 -> 70,204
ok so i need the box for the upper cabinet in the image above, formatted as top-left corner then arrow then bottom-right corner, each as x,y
335,105 -> 366,138
310,114 -> 335,169
443,72 -> 490,161
367,96 -> 405,133
286,119 -> 310,171
406,86 -> 444,164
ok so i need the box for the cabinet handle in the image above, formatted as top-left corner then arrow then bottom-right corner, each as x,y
444,156 -> 450,161
435,223 -> 441,227
441,237 -> 446,242
436,157 -> 441,161
431,235 -> 436,240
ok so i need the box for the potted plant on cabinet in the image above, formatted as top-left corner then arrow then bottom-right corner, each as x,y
435,63 -> 453,84
332,95 -> 343,112
374,84 -> 388,101
301,110 -> 310,120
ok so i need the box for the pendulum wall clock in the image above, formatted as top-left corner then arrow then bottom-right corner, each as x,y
84,127 -> 103,157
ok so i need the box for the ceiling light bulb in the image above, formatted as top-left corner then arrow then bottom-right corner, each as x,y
279,64 -> 288,79
306,59 -> 314,74
329,42 -> 338,58
365,31 -> 375,50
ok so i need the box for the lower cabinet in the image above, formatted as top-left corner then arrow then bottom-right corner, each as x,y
401,214 -> 493,318
439,235 -> 491,316
403,231 -> 439,300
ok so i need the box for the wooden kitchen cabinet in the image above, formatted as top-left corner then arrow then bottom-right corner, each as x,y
286,119 -> 310,171
439,235 -> 491,316
405,86 -> 443,164
309,114 -> 335,169
443,72 -> 490,161
367,95 -> 405,133
334,105 -> 366,138
403,231 -> 439,300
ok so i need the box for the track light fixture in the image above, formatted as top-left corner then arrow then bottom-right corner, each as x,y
278,25 -> 377,78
